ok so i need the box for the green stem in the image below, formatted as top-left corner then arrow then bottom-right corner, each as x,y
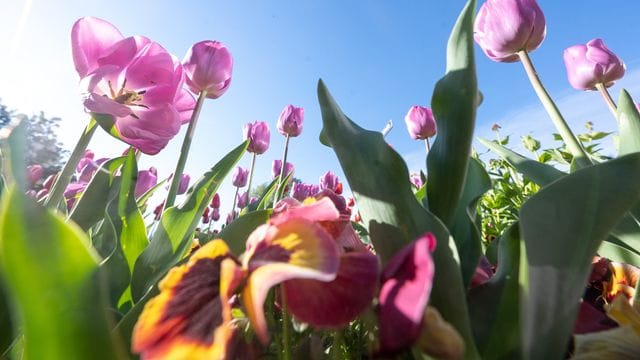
230,186 -> 239,220
273,135 -> 291,205
44,119 -> 97,209
517,50 -> 592,168
281,286 -> 292,360
245,152 -> 257,209
424,138 -> 430,153
165,91 -> 207,208
595,83 -> 618,117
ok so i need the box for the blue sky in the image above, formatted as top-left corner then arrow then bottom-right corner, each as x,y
2,0 -> 640,219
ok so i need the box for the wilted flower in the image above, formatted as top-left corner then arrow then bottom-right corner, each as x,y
404,106 -> 436,140
243,121 -> 270,154
276,104 -> 304,137
272,159 -> 294,179
231,166 -> 249,188
72,17 -> 195,154
474,0 -> 546,62
135,167 -> 158,198
182,40 -> 233,98
563,39 -> 626,90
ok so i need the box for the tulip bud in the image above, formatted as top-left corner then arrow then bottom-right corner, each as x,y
182,40 -> 233,99
237,191 -> 248,209
26,165 -> 43,186
202,207 -> 210,224
177,174 -> 190,195
43,174 -> 56,191
404,106 -> 436,140
154,201 -> 164,221
410,173 -> 424,189
474,0 -> 546,62
272,160 -> 294,179
211,207 -> 220,222
243,121 -> 270,154
319,171 -> 339,193
563,39 -> 626,90
135,167 -> 158,198
232,166 -> 249,188
210,193 -> 221,208
277,105 -> 304,137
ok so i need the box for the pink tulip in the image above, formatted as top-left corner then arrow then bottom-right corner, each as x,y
26,165 -> 43,186
474,0 -> 546,62
182,40 -> 233,99
243,121 -> 270,154
410,173 -> 424,189
277,104 -> 304,137
272,160 -> 294,179
563,39 -> 626,90
76,149 -> 95,172
78,157 -> 107,183
231,166 -> 249,188
378,233 -> 436,355
72,17 -> 195,155
177,174 -> 190,195
135,167 -> 158,198
404,106 -> 436,140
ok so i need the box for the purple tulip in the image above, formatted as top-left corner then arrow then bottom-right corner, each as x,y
410,173 -> 424,189
404,106 -> 436,140
182,40 -> 233,99
243,121 -> 270,154
277,104 -> 304,137
64,182 -> 88,210
42,174 -> 56,191
211,208 -> 220,222
210,193 -> 221,209
177,174 -> 190,195
72,17 -> 195,155
378,233 -> 436,355
319,171 -> 339,192
76,150 -> 95,172
563,39 -> 626,91
26,165 -> 43,186
231,166 -> 249,188
237,191 -> 248,209
135,167 -> 158,198
474,0 -> 546,62
291,182 -> 310,201
78,157 -> 108,183
272,160 -> 294,179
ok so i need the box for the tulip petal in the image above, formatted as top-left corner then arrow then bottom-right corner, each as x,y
378,233 -> 436,354
283,250 -> 379,328
242,219 -> 341,343
132,240 -> 239,359
71,17 -> 124,77
174,88 -> 196,124
115,103 -> 181,155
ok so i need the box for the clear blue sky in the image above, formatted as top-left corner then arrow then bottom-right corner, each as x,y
2,0 -> 640,217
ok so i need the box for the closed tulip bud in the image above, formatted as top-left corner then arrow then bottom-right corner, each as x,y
210,193 -> 221,209
410,173 -> 424,189
170,174 -> 190,195
26,165 -> 43,186
232,166 -> 249,187
404,106 -> 436,140
211,208 -> 220,222
272,160 -> 294,179
237,191 -> 248,209
135,167 -> 158,198
202,207 -> 210,223
563,39 -> 626,90
243,121 -> 270,154
474,0 -> 546,62
182,40 -> 233,99
277,105 -> 304,137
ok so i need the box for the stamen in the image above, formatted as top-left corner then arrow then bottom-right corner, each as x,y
108,80 -> 116,98
117,78 -> 128,97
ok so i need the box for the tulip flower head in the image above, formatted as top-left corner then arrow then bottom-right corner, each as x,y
272,160 -> 294,179
319,171 -> 340,193
26,165 -> 43,187
277,104 -> 304,137
243,121 -> 270,154
72,17 -> 195,155
210,193 -> 221,209
231,166 -> 249,188
474,0 -> 546,62
135,167 -> 158,198
182,40 -> 233,99
404,106 -> 436,140
563,39 -> 626,91
177,174 -> 190,195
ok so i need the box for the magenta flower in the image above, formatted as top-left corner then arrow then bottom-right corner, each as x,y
237,191 -> 248,209
72,17 -> 195,155
177,174 -> 190,195
410,173 -> 424,189
182,40 -> 233,99
378,233 -> 436,355
76,149 -> 94,172
405,106 -> 436,140
277,104 -> 304,137
563,39 -> 626,90
211,208 -> 220,222
474,0 -> 546,62
210,193 -> 221,209
319,171 -> 339,192
135,167 -> 158,198
243,121 -> 270,154
272,159 -> 294,179
26,165 -> 43,187
231,166 -> 249,188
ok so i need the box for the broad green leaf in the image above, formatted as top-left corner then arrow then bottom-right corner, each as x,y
136,178 -> 167,209
249,177 -> 279,211
0,188 -> 125,359
426,0 -> 478,226
616,89 -> 640,156
69,157 -> 126,231
519,152 -> 640,359
450,157 -> 491,286
598,240 -> 640,267
468,224 -> 523,359
317,80 -> 479,359
0,284 -> 13,356
478,138 -> 566,186
130,141 -> 247,302
213,209 -> 272,254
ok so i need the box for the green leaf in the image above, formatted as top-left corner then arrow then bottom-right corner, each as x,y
130,141 -> 247,302
468,224 -> 523,359
0,284 -> 14,356
426,0 -> 478,226
249,177 -> 279,212
69,157 -> 126,231
0,188 -> 125,359
213,209 -> 272,254
478,138 -> 566,186
449,157 -> 491,286
598,240 -> 640,267
317,80 -> 479,359
616,89 -> 640,156
519,152 -> 640,359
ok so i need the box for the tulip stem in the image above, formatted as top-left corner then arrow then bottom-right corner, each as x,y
274,135 -> 291,205
280,286 -> 292,360
230,186 -> 239,219
595,83 -> 618,117
424,138 -> 430,153
517,50 -> 592,169
44,119 -> 97,209
245,152 -> 257,209
165,91 -> 207,208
